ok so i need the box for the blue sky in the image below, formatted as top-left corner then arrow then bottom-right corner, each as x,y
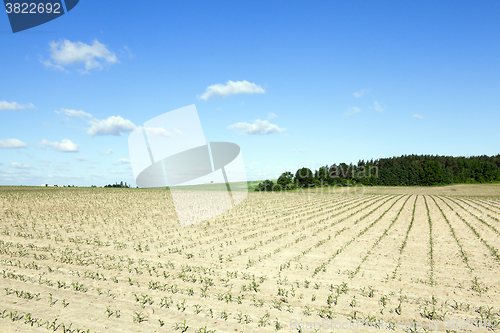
1,0 -> 500,186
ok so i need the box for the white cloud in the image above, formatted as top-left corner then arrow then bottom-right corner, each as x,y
41,139 -> 79,152
228,119 -> 286,135
42,39 -> 118,72
198,80 -> 265,100
345,107 -> 361,117
0,138 -> 27,149
107,169 -> 127,174
56,109 -> 136,136
144,127 -> 171,138
0,101 -> 35,111
75,156 -> 87,161
56,108 -> 93,120
114,158 -> 131,165
11,162 -> 32,169
87,116 -> 136,136
373,101 -> 384,112
353,89 -> 367,98
104,149 -> 114,155
119,46 -> 134,59
47,174 -> 83,179
267,112 -> 277,119
413,114 -> 424,119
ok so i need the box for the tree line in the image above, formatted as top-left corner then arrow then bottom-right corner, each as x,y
255,154 -> 500,191
104,181 -> 130,188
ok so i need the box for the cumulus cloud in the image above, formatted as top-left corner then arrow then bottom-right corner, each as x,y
87,116 -> 136,136
353,89 -> 367,98
56,108 -> 136,136
198,80 -> 265,100
228,119 -> 286,135
11,162 -> 32,169
413,114 -> 424,119
373,101 -> 384,112
42,39 -> 118,72
113,158 -> 131,165
41,139 -> 79,152
345,107 -> 361,117
0,138 -> 27,149
0,101 -> 36,111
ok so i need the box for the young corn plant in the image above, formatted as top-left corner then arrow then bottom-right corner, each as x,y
173,319 -> 188,332
193,304 -> 202,314
133,311 -> 146,323
258,313 -> 270,327
275,318 -> 284,330
218,310 -> 228,320
176,299 -> 186,311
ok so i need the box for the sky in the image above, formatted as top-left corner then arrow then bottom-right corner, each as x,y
1,0 -> 500,187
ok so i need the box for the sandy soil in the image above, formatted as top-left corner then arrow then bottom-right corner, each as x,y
306,183 -> 500,197
0,186 -> 499,332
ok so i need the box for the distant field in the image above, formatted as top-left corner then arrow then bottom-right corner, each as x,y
0,185 -> 499,332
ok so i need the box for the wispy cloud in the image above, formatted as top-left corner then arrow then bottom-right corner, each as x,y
41,139 -> 79,152
0,101 -> 35,111
47,174 -> 83,179
292,148 -> 310,153
144,127 -> 171,138
107,169 -> 128,175
267,112 -> 277,119
119,46 -> 134,59
413,114 -> 424,119
198,80 -> 265,100
103,149 -> 114,155
75,156 -> 87,161
56,109 -> 93,120
345,107 -> 361,117
11,162 -> 32,169
42,39 -> 118,73
113,158 -> 131,165
56,108 -> 136,136
353,89 -> 368,98
228,119 -> 286,135
373,101 -> 384,112
0,138 -> 27,149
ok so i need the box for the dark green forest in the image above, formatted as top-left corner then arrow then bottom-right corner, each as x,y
256,154 -> 500,191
